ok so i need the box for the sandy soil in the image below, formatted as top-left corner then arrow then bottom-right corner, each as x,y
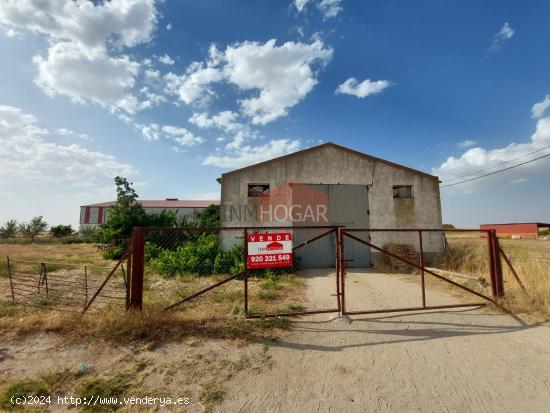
219,269 -> 550,412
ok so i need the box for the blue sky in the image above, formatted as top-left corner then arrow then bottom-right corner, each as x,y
0,0 -> 549,228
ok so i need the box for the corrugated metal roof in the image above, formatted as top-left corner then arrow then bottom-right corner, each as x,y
81,200 -> 220,208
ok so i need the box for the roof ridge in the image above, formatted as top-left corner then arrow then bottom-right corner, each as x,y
221,142 -> 438,180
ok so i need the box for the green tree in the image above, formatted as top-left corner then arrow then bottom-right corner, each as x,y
18,216 -> 48,242
50,224 -> 74,239
0,220 -> 18,240
197,204 -> 220,228
95,177 -> 148,245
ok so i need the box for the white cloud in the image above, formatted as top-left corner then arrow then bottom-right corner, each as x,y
335,77 -> 390,98
294,0 -> 343,19
532,95 -> 550,119
136,123 -> 204,147
166,39 -> 332,124
0,105 -> 137,185
136,123 -> 161,141
203,138 -> 301,168
489,22 -> 514,51
224,39 -> 332,124
457,139 -> 476,149
1,0 -> 159,114
0,0 -> 157,52
159,54 -> 175,65
161,125 -> 204,147
433,113 -> 550,188
166,23 -> 172,31
56,128 -> 89,140
33,42 -> 142,112
496,22 -> 514,40
189,111 -> 242,133
164,61 -> 223,105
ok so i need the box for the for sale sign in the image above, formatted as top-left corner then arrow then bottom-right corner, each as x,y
247,233 -> 292,269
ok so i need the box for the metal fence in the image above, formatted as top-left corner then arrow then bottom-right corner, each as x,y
129,226 -> 340,318
5,257 -> 126,313
126,226 -> 516,318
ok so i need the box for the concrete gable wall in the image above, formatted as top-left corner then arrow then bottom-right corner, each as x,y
221,145 -> 444,253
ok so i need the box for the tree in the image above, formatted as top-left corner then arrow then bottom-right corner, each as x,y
50,224 -> 74,239
18,216 -> 48,242
0,220 -> 18,240
197,204 -> 220,228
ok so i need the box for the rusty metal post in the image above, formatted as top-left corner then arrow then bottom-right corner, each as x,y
418,230 -> 426,307
7,256 -> 15,302
243,228 -> 248,316
84,266 -> 88,306
128,227 -> 145,310
125,237 -> 132,310
486,230 -> 498,298
44,263 -> 48,296
334,227 -> 341,312
340,229 -> 347,315
492,231 -> 504,297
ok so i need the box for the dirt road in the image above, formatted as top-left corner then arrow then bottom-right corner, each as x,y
220,270 -> 550,412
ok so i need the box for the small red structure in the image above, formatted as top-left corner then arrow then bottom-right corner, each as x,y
480,222 -> 550,239
266,241 -> 284,251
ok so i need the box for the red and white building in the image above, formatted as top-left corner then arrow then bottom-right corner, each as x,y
79,199 -> 219,230
480,222 -> 550,239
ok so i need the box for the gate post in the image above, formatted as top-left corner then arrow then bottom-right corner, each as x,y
243,228 -> 248,316
491,230 -> 504,297
339,228 -> 346,315
128,227 -> 144,310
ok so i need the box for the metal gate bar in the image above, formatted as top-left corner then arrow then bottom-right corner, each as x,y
246,226 -> 340,318
340,229 -> 500,316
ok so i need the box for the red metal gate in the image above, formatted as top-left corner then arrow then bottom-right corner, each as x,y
338,228 -> 503,315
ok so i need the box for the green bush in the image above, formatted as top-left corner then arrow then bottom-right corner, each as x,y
149,234 -> 243,277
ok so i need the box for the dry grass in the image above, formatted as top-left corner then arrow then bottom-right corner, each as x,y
434,236 -> 550,318
0,301 -> 289,346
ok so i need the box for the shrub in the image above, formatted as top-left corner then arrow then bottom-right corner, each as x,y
149,235 -> 244,277
50,224 -> 74,239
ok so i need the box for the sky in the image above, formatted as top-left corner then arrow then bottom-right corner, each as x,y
0,0 -> 549,228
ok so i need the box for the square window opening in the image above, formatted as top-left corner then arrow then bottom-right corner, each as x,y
248,184 -> 270,197
393,185 -> 413,199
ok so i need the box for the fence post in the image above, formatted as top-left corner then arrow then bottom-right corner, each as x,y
243,228 -> 248,316
418,230 -> 426,308
84,266 -> 88,306
128,227 -> 144,310
487,230 -> 505,298
491,230 -> 504,297
340,228 -> 346,315
334,227 -> 341,313
7,256 -> 15,302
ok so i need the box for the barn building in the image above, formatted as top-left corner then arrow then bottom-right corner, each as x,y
480,223 -> 550,239
220,142 -> 444,268
79,199 -> 219,230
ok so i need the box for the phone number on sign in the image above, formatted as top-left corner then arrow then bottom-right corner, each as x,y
249,254 -> 291,263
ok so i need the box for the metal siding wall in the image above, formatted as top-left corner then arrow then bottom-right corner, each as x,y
330,185 -> 371,267
84,207 -> 90,224
291,184 -> 371,268
292,184 -> 334,268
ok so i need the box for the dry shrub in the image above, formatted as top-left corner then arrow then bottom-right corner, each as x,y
502,259 -> 550,318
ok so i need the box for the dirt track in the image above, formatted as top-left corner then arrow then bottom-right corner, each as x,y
220,269 -> 550,412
